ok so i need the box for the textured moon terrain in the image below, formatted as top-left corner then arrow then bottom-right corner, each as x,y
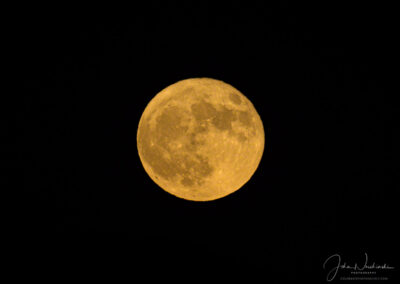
137,78 -> 264,201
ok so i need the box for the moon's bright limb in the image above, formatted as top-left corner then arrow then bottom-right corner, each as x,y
137,78 -> 264,201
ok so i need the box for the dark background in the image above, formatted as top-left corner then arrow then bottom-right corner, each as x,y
15,2 -> 394,282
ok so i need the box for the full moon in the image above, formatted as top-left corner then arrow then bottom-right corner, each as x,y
137,78 -> 264,201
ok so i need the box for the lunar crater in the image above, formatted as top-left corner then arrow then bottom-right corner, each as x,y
229,92 -> 242,105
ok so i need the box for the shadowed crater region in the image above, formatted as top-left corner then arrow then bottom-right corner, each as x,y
138,104 -> 214,187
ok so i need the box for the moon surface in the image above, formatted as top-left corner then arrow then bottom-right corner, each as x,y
137,78 -> 264,201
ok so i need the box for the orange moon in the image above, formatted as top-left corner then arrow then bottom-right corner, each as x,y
137,78 -> 264,201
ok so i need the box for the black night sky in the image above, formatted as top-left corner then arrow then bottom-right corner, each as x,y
16,2 -> 394,282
